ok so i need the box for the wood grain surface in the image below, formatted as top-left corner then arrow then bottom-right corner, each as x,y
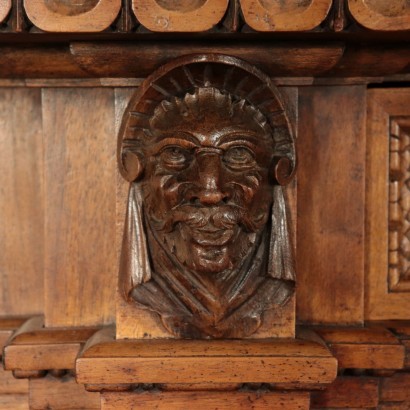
366,89 -> 410,320
102,391 -> 310,410
43,88 -> 117,327
241,0 -> 332,31
349,0 -> 410,30
0,89 -> 44,317
30,374 -> 100,410
24,0 -> 121,32
132,0 -> 228,31
297,86 -> 366,324
311,376 -> 379,408
77,331 -> 337,386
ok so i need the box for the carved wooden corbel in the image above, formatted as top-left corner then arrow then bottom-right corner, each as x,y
117,54 -> 297,339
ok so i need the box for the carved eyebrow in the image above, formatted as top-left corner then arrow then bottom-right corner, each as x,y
151,136 -> 200,153
215,131 -> 262,150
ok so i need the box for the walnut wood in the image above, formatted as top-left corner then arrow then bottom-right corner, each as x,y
0,43 -> 408,79
240,0 -> 332,31
24,0 -> 121,32
132,0 -> 228,32
366,89 -> 410,321
380,373 -> 410,402
0,394 -> 29,410
0,316 -> 29,353
0,368 -> 28,394
0,89 -> 44,317
297,86 -> 366,325
116,54 -> 297,339
315,327 -> 405,370
3,317 -> 99,372
43,88 -> 117,327
70,42 -> 345,78
76,328 -> 337,386
101,391 -> 311,410
348,0 -> 410,31
30,373 -> 100,410
0,0 -> 11,23
311,376 -> 379,408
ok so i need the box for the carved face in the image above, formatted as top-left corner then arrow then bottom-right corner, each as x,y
140,88 -> 275,276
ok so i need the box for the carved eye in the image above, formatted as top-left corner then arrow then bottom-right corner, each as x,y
223,146 -> 256,170
159,146 -> 192,170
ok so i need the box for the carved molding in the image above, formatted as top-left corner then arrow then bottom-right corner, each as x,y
348,0 -> 410,31
132,0 -> 229,32
389,117 -> 410,292
23,0 -> 121,32
240,0 -> 333,31
117,54 -> 296,339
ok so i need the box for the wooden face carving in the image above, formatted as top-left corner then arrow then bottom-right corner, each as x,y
118,55 -> 296,338
142,88 -> 274,277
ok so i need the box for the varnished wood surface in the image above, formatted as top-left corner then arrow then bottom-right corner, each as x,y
43,88 -> 117,327
315,326 -> 405,370
241,0 -> 332,31
0,0 -> 11,23
132,0 -> 228,32
4,317 -> 99,371
0,89 -> 44,317
366,89 -> 410,321
348,0 -> 410,30
76,329 -> 337,386
297,86 -> 366,325
311,376 -> 379,408
30,374 -> 100,410
24,0 -> 121,32
101,391 -> 310,410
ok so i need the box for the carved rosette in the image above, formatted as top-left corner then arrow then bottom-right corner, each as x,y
117,54 -> 296,338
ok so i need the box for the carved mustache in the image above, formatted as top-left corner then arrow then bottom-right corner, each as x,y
147,204 -> 263,234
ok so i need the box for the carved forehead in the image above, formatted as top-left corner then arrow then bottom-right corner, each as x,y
149,87 -> 272,139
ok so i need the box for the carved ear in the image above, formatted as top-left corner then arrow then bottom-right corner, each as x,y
272,156 -> 295,186
121,150 -> 145,182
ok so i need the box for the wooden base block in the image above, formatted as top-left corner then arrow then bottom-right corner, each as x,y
101,391 -> 310,410
76,329 -> 337,388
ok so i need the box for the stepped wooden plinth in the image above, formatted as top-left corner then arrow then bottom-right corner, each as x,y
75,328 -> 337,409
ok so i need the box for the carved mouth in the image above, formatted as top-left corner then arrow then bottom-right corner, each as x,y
190,226 -> 234,246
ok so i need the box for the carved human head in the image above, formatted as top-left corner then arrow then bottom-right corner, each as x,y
118,55 -> 296,338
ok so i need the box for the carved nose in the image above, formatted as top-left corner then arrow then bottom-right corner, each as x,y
196,152 -> 228,206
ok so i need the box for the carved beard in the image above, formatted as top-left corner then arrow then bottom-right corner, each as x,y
144,201 -> 266,278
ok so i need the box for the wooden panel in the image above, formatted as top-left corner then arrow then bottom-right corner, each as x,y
297,86 -> 366,324
366,89 -> 410,320
0,89 -> 44,316
349,0 -> 410,31
240,0 -> 332,31
43,88 -> 117,327
311,377 -> 379,408
132,0 -> 228,32
0,0 -> 11,23
0,368 -> 28,394
30,374 -> 100,410
24,0 -> 121,32
0,394 -> 28,410
380,373 -> 410,402
102,391 -> 310,410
